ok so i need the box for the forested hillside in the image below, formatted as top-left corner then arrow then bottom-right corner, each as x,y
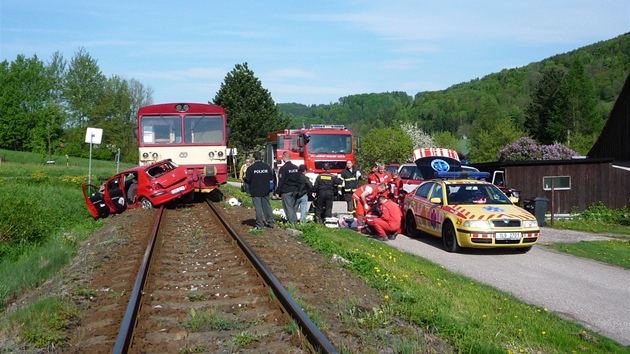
280,33 -> 630,161
1,34 -> 628,164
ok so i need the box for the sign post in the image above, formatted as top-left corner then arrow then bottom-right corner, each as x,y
85,128 -> 103,185
116,148 -> 121,173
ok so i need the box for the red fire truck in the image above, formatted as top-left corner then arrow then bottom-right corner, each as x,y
264,124 -> 355,184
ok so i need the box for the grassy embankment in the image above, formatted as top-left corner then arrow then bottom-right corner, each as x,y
0,149 -> 133,348
0,149 -> 628,351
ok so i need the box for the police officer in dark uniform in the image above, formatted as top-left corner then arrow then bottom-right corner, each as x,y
340,160 -> 360,212
313,163 -> 341,223
275,151 -> 301,225
244,151 -> 275,229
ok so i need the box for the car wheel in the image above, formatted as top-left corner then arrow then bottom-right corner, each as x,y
140,197 -> 154,210
442,222 -> 460,253
405,211 -> 421,238
516,246 -> 533,253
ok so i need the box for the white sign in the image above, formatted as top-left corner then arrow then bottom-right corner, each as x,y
85,127 -> 103,144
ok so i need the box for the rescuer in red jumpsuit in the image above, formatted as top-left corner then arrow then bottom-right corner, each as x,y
368,195 -> 403,241
352,183 -> 387,233
373,162 -> 393,184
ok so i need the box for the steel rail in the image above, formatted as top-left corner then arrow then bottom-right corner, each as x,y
113,206 -> 164,354
206,200 -> 337,354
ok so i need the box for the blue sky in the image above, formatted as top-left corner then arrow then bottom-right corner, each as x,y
1,1 -> 628,105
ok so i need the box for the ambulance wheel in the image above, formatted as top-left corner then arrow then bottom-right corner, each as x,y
442,222 -> 460,253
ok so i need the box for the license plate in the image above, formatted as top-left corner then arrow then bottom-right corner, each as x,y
171,186 -> 186,194
496,232 -> 521,240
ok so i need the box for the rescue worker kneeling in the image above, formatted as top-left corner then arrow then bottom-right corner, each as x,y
352,183 -> 387,233
365,195 -> 403,241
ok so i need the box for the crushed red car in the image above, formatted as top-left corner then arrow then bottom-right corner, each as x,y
82,159 -> 194,218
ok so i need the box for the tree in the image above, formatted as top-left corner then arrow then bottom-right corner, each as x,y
0,55 -> 53,152
400,122 -> 435,150
356,127 -> 413,171
213,63 -> 289,157
432,131 -> 460,152
468,97 -> 524,162
63,47 -> 106,128
550,57 -> 602,142
524,65 -> 565,144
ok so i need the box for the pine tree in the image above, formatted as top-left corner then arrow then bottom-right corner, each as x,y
524,66 -> 565,144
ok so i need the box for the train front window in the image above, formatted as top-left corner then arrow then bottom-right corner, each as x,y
141,116 -> 182,144
306,134 -> 352,154
184,115 -> 224,143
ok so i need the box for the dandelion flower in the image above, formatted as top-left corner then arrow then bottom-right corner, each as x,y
482,314 -> 487,318
384,295 -> 389,299
542,331 -> 546,335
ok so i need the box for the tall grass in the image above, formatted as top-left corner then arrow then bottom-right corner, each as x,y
0,151 -> 123,311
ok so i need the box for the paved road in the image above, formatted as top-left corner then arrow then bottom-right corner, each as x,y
390,229 -> 630,346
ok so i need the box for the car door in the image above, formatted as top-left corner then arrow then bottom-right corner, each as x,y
103,175 -> 127,213
412,182 -> 435,234
81,184 -> 110,218
425,183 -> 445,236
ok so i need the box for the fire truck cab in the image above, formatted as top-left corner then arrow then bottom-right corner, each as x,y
264,124 -> 355,185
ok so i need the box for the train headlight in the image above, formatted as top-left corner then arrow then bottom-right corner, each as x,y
152,152 -> 158,159
175,103 -> 190,112
218,151 -> 224,157
208,151 -> 215,158
142,152 -> 149,159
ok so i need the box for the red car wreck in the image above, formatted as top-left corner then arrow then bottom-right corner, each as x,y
82,159 -> 194,218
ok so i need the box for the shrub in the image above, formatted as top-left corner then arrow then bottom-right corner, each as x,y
497,137 -> 579,161
578,202 -> 629,225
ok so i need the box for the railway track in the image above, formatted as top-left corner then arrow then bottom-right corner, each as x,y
109,200 -> 335,353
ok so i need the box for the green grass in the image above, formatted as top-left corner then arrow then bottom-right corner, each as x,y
0,296 -> 79,347
291,222 -> 629,353
546,239 -> 630,269
0,150 -> 124,349
0,148 -> 136,170
550,218 -> 630,235
547,215 -> 630,268
183,307 -> 242,332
